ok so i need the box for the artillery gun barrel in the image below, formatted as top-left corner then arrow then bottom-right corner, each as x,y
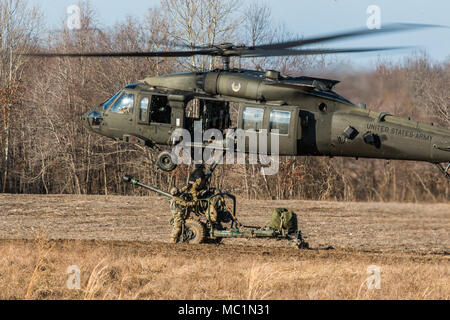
123,175 -> 172,198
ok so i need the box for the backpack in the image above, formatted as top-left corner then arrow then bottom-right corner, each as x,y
270,208 -> 298,234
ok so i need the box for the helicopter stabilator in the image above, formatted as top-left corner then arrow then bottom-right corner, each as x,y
23,23 -> 450,180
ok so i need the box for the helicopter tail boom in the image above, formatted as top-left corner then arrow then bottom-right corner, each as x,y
327,110 -> 450,164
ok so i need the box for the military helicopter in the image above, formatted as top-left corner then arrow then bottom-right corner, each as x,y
27,23 -> 450,179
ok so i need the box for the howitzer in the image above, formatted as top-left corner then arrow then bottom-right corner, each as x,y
123,175 -> 172,198
122,174 -> 309,248
123,175 -> 198,206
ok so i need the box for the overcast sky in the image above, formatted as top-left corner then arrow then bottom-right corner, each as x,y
29,0 -> 450,69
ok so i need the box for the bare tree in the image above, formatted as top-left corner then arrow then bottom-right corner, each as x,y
243,0 -> 272,46
0,0 -> 41,192
161,0 -> 240,70
0,1 -> 447,202
406,53 -> 449,126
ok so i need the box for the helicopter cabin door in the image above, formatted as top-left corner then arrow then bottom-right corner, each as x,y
103,91 -> 136,139
138,94 -> 181,144
239,104 -> 296,156
135,94 -> 151,138
267,106 -> 296,155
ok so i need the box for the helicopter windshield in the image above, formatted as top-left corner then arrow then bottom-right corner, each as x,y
103,90 -> 122,110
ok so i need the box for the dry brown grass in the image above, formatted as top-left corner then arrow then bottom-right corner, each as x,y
24,233 -> 55,299
0,239 -> 448,300
0,195 -> 448,299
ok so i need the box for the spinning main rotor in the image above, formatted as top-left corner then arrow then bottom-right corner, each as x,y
25,23 -> 442,70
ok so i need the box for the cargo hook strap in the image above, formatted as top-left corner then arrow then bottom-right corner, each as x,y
435,163 -> 450,180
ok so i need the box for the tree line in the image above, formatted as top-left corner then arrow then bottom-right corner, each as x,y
0,0 -> 449,202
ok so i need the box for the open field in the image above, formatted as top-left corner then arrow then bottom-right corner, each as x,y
0,194 -> 449,253
0,194 -> 448,299
0,240 -> 448,300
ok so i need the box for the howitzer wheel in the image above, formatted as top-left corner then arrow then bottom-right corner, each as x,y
181,220 -> 206,244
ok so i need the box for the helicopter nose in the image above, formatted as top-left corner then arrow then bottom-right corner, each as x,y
82,109 -> 103,131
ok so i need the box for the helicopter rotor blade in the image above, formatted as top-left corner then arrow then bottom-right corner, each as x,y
237,46 -> 412,58
22,49 -> 215,58
22,23 -> 443,59
253,23 -> 445,50
23,46 -> 410,59
147,38 -> 207,49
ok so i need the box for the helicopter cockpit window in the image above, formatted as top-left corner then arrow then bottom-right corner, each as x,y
139,97 -> 149,122
150,95 -> 171,124
243,107 -> 264,131
103,90 -> 122,110
269,110 -> 290,135
110,92 -> 134,115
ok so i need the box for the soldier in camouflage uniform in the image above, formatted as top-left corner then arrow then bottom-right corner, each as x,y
169,163 -> 207,243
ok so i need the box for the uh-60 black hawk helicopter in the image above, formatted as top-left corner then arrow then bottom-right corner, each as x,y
26,23 -> 450,246
28,23 -> 450,178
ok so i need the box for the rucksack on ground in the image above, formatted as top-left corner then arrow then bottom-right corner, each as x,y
269,208 -> 298,234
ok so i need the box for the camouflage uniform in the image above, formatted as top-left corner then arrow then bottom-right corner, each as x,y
169,165 -> 207,243
170,198 -> 185,243
208,196 -> 225,223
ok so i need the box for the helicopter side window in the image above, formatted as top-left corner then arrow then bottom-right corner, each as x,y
269,110 -> 291,135
242,107 -> 264,131
139,97 -> 149,122
150,95 -> 171,124
110,93 -> 134,115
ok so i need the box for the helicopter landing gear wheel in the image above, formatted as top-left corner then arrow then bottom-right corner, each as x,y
181,220 -> 206,244
157,151 -> 177,172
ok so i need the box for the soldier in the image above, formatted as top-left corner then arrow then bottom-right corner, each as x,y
169,187 -> 185,244
169,163 -> 208,243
